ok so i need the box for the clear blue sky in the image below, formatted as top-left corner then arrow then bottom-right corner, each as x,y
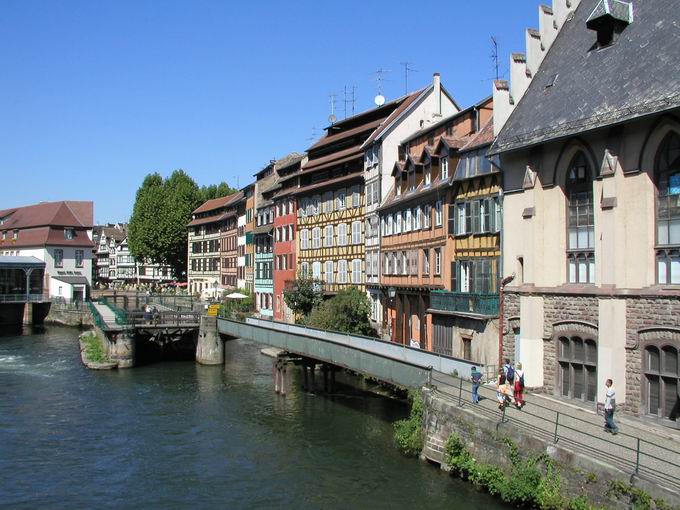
1,1 -> 544,223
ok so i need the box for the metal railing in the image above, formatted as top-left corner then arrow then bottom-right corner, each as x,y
124,310 -> 200,327
430,372 -> 680,491
88,301 -> 110,331
430,291 -> 499,316
0,293 -> 49,303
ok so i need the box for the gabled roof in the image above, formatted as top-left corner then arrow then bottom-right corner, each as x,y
192,192 -> 242,215
0,201 -> 94,230
361,88 -> 426,148
492,0 -> 680,155
460,117 -> 495,153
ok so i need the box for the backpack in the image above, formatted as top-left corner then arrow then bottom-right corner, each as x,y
517,373 -> 525,390
506,365 -> 515,382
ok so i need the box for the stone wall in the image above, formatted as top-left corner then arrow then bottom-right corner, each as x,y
45,305 -> 94,328
421,388 -> 680,507
502,291 -> 520,363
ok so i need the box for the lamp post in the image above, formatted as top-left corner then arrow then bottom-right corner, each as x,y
498,274 -> 515,369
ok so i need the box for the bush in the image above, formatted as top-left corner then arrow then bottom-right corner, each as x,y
83,333 -> 106,363
306,287 -> 374,336
536,461 -> 567,510
393,391 -> 425,457
501,457 -> 543,506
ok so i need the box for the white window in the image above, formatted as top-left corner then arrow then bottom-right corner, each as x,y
441,156 -> 449,179
325,261 -> 334,283
312,227 -> 321,248
300,229 -> 309,250
54,249 -> 64,268
324,225 -> 334,247
435,200 -> 443,226
456,203 -> 469,235
312,261 -> 322,280
423,205 -> 431,229
338,260 -> 348,283
337,223 -> 348,246
405,209 -> 412,232
402,251 -> 407,275
387,214 -> 393,235
313,195 -> 321,216
424,164 -> 431,186
64,228 -> 74,240
365,183 -> 372,206
381,216 -> 387,236
336,190 -> 346,210
423,249 -> 430,274
352,259 -> 362,284
396,178 -> 402,197
352,186 -> 361,208
434,248 -> 442,275
323,191 -> 334,213
75,249 -> 84,268
300,261 -> 310,277
395,212 -> 402,234
352,221 -> 362,244
414,206 -> 421,230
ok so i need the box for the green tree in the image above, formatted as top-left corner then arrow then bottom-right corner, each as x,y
306,287 -> 374,336
128,172 -> 165,267
200,182 -> 237,202
283,275 -> 324,318
129,169 -> 202,280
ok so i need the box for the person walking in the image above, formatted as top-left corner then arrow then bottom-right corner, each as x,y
604,379 -> 619,435
496,369 -> 511,410
503,358 -> 515,401
514,362 -> 525,409
471,366 -> 482,404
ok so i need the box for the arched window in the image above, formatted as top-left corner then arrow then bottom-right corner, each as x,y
558,335 -> 597,402
566,152 -> 595,283
655,132 -> 680,284
644,342 -> 679,418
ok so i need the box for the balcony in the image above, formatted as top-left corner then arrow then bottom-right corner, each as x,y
430,291 -> 499,317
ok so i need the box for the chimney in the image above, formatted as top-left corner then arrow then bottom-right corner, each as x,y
433,73 -> 442,116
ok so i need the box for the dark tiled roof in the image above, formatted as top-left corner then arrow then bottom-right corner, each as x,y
292,172 -> 363,197
187,210 -> 237,227
362,88 -> 426,147
379,176 -> 451,212
492,0 -> 680,155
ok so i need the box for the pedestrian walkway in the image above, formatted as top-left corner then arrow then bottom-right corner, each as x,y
91,302 -> 119,328
431,372 -> 680,494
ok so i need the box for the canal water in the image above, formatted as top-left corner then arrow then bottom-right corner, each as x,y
0,326 -> 508,509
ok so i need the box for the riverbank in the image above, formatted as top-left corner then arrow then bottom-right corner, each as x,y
413,387 -> 680,510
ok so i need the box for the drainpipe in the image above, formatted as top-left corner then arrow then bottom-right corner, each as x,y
498,274 -> 515,369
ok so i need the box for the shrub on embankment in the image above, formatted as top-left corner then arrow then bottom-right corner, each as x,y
393,391 -> 425,457
443,433 -> 679,510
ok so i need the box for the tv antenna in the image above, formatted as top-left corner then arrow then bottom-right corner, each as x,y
307,126 -> 321,143
491,37 -> 500,81
328,93 -> 337,124
342,85 -> 357,118
372,67 -> 391,106
400,62 -> 417,95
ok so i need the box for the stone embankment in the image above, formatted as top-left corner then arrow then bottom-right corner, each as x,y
78,331 -> 117,370
45,304 -> 94,328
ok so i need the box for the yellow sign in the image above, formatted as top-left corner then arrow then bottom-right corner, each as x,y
207,304 -> 220,317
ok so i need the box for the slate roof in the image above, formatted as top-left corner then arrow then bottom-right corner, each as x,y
491,0 -> 680,155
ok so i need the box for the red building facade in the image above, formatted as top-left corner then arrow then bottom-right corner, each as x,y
272,155 -> 304,322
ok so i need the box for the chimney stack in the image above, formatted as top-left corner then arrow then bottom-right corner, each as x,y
433,72 -> 442,116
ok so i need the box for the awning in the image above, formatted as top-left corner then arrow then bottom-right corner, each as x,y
52,276 -> 89,285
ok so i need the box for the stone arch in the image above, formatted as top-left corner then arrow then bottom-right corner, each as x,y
638,114 -> 680,177
551,137 -> 600,189
552,320 -> 599,340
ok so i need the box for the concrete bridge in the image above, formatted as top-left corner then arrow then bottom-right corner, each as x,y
217,316 -> 488,391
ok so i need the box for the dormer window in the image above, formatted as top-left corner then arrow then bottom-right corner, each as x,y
396,176 -> 402,197
13,230 -> 18,240
424,164 -> 431,186
586,0 -> 633,47
64,228 -> 75,240
441,157 -> 449,179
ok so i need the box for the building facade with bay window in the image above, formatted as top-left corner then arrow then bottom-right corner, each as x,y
493,0 -> 680,426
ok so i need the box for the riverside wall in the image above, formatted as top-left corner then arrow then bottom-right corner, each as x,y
421,388 -> 680,508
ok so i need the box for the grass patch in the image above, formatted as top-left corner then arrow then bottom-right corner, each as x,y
82,332 -> 107,363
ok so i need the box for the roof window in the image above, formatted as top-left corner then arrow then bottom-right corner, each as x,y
586,0 -> 633,47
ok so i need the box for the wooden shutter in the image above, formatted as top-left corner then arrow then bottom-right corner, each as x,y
448,204 -> 456,236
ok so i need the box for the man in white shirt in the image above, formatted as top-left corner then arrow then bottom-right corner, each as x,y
604,379 -> 619,435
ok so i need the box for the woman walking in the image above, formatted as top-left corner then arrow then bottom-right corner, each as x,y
514,362 -> 525,409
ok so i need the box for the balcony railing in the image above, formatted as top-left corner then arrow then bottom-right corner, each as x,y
430,291 -> 499,317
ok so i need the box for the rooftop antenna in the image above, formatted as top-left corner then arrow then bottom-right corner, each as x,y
372,67 -> 391,106
307,126 -> 321,143
343,85 -> 357,118
491,36 -> 500,81
400,62 -> 417,95
328,93 -> 337,124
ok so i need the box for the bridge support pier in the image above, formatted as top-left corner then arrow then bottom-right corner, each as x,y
109,331 -> 135,368
196,315 -> 224,365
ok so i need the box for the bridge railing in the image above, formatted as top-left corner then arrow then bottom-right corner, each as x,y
124,310 -> 201,327
88,301 -> 111,331
241,316 -> 488,379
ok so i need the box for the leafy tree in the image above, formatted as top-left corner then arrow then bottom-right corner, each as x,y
200,182 -> 237,202
283,275 -> 324,318
128,173 -> 165,267
306,287 -> 374,336
129,169 -> 202,280
161,170 -> 201,278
